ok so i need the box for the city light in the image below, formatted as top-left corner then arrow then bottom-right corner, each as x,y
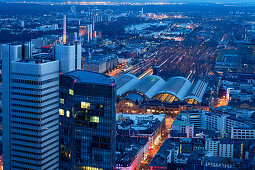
0,1 -> 254,170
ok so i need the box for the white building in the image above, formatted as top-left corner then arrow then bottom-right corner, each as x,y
54,43 -> 81,74
205,138 -> 234,158
205,138 -> 220,156
231,126 -> 255,139
224,117 -> 246,137
2,44 -> 59,169
20,21 -> 25,28
36,24 -> 58,31
205,112 -> 246,137
84,60 -> 107,73
170,119 -> 194,138
181,110 -> 207,129
205,112 -> 220,131
218,140 -> 234,158
179,109 -> 250,138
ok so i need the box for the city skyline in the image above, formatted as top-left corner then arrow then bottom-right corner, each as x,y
1,0 -> 255,4
0,1 -> 254,170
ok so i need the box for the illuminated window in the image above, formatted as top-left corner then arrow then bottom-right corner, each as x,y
125,102 -> 134,107
190,115 -> 200,118
187,99 -> 194,104
69,89 -> 74,95
60,98 -> 64,104
66,110 -> 70,117
59,109 -> 64,116
82,167 -> 103,170
81,102 -> 90,109
90,116 -> 99,123
96,104 -> 104,110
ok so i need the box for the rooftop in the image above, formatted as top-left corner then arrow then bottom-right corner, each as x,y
233,125 -> 254,130
172,119 -> 194,126
131,75 -> 165,99
205,156 -> 243,165
117,74 -> 208,104
116,74 -> 139,96
16,58 -> 54,64
116,113 -> 165,135
149,138 -> 177,167
157,76 -> 192,100
64,70 -> 116,86
116,136 -> 148,167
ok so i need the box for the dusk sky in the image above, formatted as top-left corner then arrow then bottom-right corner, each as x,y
1,0 -> 255,3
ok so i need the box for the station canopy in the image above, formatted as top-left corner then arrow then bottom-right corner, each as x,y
116,74 -> 207,104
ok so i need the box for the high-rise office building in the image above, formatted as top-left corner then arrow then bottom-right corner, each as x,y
59,70 -> 116,170
2,44 -> 23,169
54,43 -> 81,74
2,43 -> 59,169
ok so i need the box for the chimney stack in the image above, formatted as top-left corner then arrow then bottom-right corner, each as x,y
74,32 -> 78,42
63,15 -> 66,44
92,14 -> 95,31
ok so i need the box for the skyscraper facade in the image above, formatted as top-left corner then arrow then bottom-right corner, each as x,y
2,44 -> 23,169
2,43 -> 59,169
54,43 -> 81,74
59,70 -> 116,170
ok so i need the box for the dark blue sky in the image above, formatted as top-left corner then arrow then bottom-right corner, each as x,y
1,0 -> 255,5
1,0 -> 253,2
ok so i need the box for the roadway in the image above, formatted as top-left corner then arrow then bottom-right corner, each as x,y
216,98 -> 229,107
141,116 -> 175,170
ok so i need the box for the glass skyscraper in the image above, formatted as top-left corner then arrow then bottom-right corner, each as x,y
59,70 -> 116,170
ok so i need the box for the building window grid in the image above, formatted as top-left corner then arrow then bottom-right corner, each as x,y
60,85 -> 115,169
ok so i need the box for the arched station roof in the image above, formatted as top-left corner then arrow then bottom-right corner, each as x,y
116,74 -> 139,96
116,74 -> 208,105
130,75 -> 166,99
155,76 -> 192,101
184,79 -> 208,103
